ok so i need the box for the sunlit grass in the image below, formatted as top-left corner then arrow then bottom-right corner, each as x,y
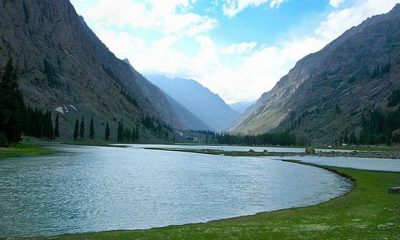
0,141 -> 57,159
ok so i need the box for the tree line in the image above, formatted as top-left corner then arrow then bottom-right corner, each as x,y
216,132 -> 297,146
0,59 -> 124,145
0,59 -> 58,145
23,106 -> 58,139
141,115 -> 171,139
0,59 -> 24,146
342,106 -> 400,145
117,119 -> 140,143
341,89 -> 400,145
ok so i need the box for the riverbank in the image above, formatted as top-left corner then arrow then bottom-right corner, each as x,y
147,147 -> 400,159
17,161 -> 399,239
0,141 -> 57,159
62,140 -> 126,148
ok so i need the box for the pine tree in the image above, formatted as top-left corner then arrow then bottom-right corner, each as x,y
33,108 -> 43,138
24,106 -> 34,136
131,125 -> 139,142
124,128 -> 131,142
79,117 -> 85,139
135,122 -> 139,140
0,59 -> 24,145
117,119 -> 123,142
343,134 -> 349,144
89,115 -> 94,139
54,114 -> 59,138
43,110 -> 53,139
73,118 -> 79,140
105,122 -> 110,140
48,111 -> 54,139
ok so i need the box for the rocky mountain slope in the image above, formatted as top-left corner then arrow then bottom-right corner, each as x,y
231,4 -> 400,144
0,0 -> 185,140
147,75 -> 239,131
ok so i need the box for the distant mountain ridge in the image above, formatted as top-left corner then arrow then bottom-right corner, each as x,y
231,4 -> 400,144
147,75 -> 239,131
229,101 -> 256,114
0,0 -> 186,140
123,60 -> 211,131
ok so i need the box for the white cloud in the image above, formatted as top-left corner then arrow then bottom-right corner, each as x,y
82,0 -> 216,36
206,0 -> 400,103
329,0 -> 347,8
223,0 -> 286,17
71,0 -> 400,103
221,42 -> 257,55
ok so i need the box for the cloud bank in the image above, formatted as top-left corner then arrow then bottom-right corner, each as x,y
71,0 -> 400,103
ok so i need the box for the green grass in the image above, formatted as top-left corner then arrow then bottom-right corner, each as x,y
316,145 -> 400,152
0,141 -> 57,159
21,164 -> 399,240
148,147 -> 400,159
147,147 -> 291,157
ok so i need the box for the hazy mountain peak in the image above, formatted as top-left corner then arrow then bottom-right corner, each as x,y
147,74 -> 239,131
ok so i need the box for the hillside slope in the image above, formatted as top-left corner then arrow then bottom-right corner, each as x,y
231,4 -> 400,144
0,0 -> 183,140
147,75 -> 239,131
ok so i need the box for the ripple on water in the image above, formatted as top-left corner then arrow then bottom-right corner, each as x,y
0,145 -> 352,237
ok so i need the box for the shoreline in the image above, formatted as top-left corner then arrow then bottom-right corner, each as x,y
0,142 -> 58,159
0,161 -> 355,239
146,147 -> 400,159
5,149 -> 398,239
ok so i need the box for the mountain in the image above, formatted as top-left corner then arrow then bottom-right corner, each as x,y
164,94 -> 212,131
229,101 -> 256,114
231,4 -> 400,144
0,0 -> 184,140
123,60 -> 210,131
146,75 -> 239,131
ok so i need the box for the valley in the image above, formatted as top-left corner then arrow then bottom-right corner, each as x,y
0,1 -> 399,239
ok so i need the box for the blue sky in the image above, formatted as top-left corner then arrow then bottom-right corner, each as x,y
70,0 -> 400,103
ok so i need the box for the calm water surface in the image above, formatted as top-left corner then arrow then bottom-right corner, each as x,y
279,156 -> 400,172
0,145 -> 351,237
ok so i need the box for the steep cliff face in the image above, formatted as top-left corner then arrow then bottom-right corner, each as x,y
0,0 -> 183,139
231,4 -> 400,144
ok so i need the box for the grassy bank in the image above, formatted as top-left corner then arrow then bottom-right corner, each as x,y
147,147 -> 400,159
20,163 -> 399,240
0,141 -> 57,159
317,145 -> 400,152
160,143 -> 400,152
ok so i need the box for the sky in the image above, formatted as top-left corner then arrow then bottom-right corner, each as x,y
70,0 -> 400,104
